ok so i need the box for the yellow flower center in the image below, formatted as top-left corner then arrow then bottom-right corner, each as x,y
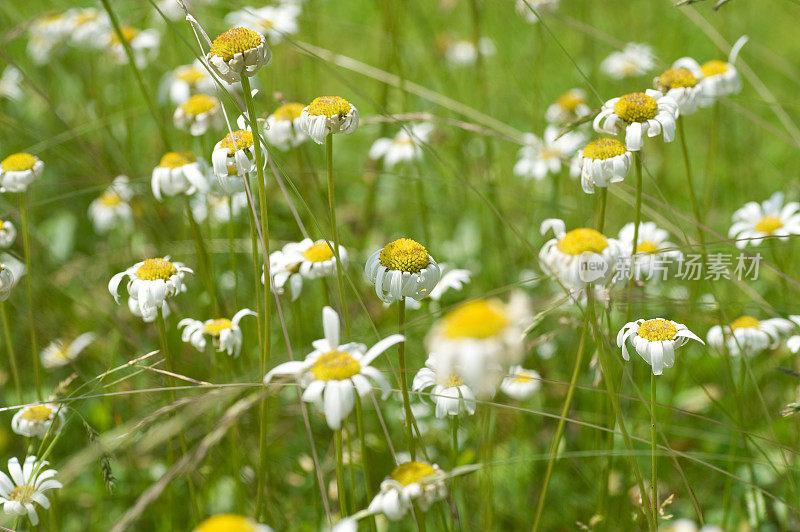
9,486 -> 32,502
701,59 -> 729,77
302,242 -> 335,263
514,373 -> 536,384
730,315 -> 759,330
438,374 -> 463,388
309,350 -> 361,381
176,67 -> 205,85
555,90 -> 585,112
180,94 -> 218,116
637,319 -> 678,342
657,68 -> 698,90
75,10 -> 99,26
220,130 -> 254,152
1,153 -> 37,172
390,462 -> 437,486
379,238 -> 430,273
100,191 -> 122,206
273,102 -> 305,122
0,221 -> 4,230
111,25 -> 139,45
754,216 -> 783,235
556,228 -> 608,255
204,318 -> 233,336
21,405 -> 53,422
194,514 -> 257,532
613,92 -> 659,123
441,299 -> 510,340
307,96 -> 352,118
582,138 -> 626,160
636,240 -> 659,254
210,27 -> 262,61
159,151 -> 197,169
136,258 -> 177,281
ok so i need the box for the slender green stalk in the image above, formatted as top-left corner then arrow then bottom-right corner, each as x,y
412,501 -> 428,532
450,415 -> 459,469
650,373 -> 658,523
335,429 -> 347,516
414,167 -> 430,244
183,196 -> 217,313
626,151 -> 643,321
1,302 -> 21,403
397,298 -> 416,459
19,194 -> 41,400
325,134 -> 350,336
228,195 -> 239,308
480,407 -> 495,531
531,327 -> 588,532
354,397 -> 377,532
597,187 -> 608,233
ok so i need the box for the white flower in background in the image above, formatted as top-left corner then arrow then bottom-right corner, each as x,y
369,123 -> 434,170
11,404 -> 64,438
673,36 -> 747,107
728,192 -> 800,249
212,129 -> 265,192
108,258 -> 192,322
27,13 -> 73,65
617,222 -> 682,281
617,318 -> 704,375
298,96 -> 359,145
662,519 -> 724,532
207,27 -> 270,83
516,0 -> 559,23
225,4 -> 301,44
178,309 -> 256,357
260,102 -> 308,150
173,94 -> 222,136
267,239 -> 345,301
593,90 -> 678,151
0,456 -> 62,526
157,0 -> 213,20
707,315 -> 795,356
263,306 -> 403,430
539,218 -> 622,289
192,513 -> 273,532
577,137 -> 632,194
365,238 -> 441,304
513,126 -> 585,181
500,365 -> 541,400
654,66 -> 702,116
368,461 -> 447,520
545,88 -> 590,125
0,66 -> 23,101
68,8 -> 110,49
40,332 -> 95,370
0,152 -> 44,193
152,151 -> 210,201
444,38 -> 495,66
428,264 -> 471,302
600,42 -> 656,79
191,192 -> 248,224
412,355 -> 478,418
159,60 -> 217,105
426,297 -> 527,396
0,220 -> 16,248
108,26 -> 160,68
88,175 -> 134,234
0,255 -> 25,302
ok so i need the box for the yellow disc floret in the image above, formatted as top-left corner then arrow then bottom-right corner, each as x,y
555,90 -> 585,112
636,240 -> 659,254
557,228 -> 608,255
613,92 -> 659,123
176,67 -> 205,85
219,130 -> 255,152
582,138 -> 626,160
390,461 -> 437,486
302,242 -> 335,263
159,151 -> 197,169
181,94 -> 218,116
514,372 -> 537,384
755,216 -> 783,235
730,315 -> 759,330
307,96 -> 352,118
310,350 -> 361,381
210,27 -> 262,62
1,153 -> 37,172
441,299 -> 510,340
273,102 -> 305,122
637,319 -> 678,342
21,405 -> 54,422
204,319 -> 233,336
194,514 -> 257,532
657,68 -> 698,90
110,25 -> 139,45
9,486 -> 32,502
99,191 -> 122,206
701,60 -> 729,77
379,238 -> 430,273
136,258 -> 177,281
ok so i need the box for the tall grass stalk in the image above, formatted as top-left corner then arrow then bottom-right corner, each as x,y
397,298 -> 416,459
325,133 -> 350,336
19,194 -> 41,400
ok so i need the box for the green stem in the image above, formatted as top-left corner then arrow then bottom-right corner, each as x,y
184,196 -> 218,314
597,187 -> 608,233
354,397 -> 377,532
480,407 -> 494,531
19,194 -> 40,400
1,302 -> 22,403
397,298 -> 415,459
650,373 -> 658,523
626,151 -> 643,321
326,134 -> 350,337
335,429 -> 347,517
228,195 -> 239,308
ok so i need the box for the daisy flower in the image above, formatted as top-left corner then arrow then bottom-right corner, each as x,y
173,94 -> 222,137
40,332 -> 95,370
108,258 -> 192,322
0,220 -> 16,248
444,38 -> 496,66
577,137 -> 632,194
368,461 -> 447,521
88,175 -> 134,234
263,306 -> 403,430
0,456 -> 62,526
545,88 -> 590,125
617,318 -> 703,375
27,13 -> 73,65
593,90 -> 678,151
0,255 -> 25,302
178,309 -> 256,358
151,151 -> 210,201
617,222 -> 682,281
673,36 -> 747,107
654,66 -> 702,116
225,4 -> 301,44
516,0 -> 560,23
728,192 -> 800,249
539,218 -> 622,289
193,514 -> 273,532
365,238 -> 441,304
262,102 -> 308,150
267,239 -> 345,301
428,264 -> 471,302
68,8 -> 110,50
298,96 -> 359,145
191,192 -> 248,224
212,129 -> 266,192
600,42 -> 656,79
513,126 -> 585,181
500,365 -> 541,400
368,123 -> 434,170
11,404 -> 65,439
0,152 -> 44,192
207,27 -> 270,83
412,355 -> 478,418
157,0 -> 213,20
108,26 -> 160,68
159,60 -> 217,105
707,315 -> 795,356
0,66 -> 23,101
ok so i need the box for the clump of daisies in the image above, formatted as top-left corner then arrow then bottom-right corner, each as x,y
728,192 -> 800,248
0,456 -> 62,525
617,318 -> 704,375
107,25 -> 160,68
673,36 -> 747,107
268,239 -> 345,301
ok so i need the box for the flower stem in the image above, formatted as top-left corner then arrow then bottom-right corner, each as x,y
354,397 -> 377,532
627,151 -> 643,321
228,195 -> 239,308
597,187 -> 608,233
678,117 -> 705,250
650,372 -> 658,523
1,302 -> 21,403
334,428 -> 347,517
479,407 -> 494,531
19,194 -> 41,400
183,196 -> 218,314
326,134 -> 350,337
397,298 -> 416,459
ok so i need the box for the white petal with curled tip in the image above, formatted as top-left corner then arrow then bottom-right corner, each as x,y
362,334 -> 405,366
322,306 -> 340,351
